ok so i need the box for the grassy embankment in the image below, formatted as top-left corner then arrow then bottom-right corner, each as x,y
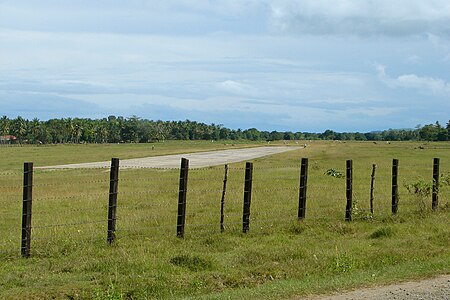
0,140 -> 448,299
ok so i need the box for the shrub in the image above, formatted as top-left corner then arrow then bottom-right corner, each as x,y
324,168 -> 344,178
405,179 -> 432,212
405,179 -> 432,198
441,173 -> 450,186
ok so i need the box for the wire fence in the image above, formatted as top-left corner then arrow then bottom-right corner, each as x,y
0,157 -> 448,257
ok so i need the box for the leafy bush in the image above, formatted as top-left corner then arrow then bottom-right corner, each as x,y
405,179 -> 432,211
441,173 -> 450,186
324,168 -> 344,178
405,179 -> 432,198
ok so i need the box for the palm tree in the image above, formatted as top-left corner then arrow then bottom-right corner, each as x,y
11,116 -> 28,144
0,116 -> 11,136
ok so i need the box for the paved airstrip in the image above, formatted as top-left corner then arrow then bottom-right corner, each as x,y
39,146 -> 302,169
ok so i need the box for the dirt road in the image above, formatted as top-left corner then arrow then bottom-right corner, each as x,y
39,146 -> 301,169
304,275 -> 449,300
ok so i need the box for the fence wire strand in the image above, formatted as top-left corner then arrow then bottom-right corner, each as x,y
0,157 -> 448,256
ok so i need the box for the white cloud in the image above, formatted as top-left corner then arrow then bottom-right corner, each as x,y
427,33 -> 450,61
396,74 -> 450,95
270,0 -> 450,36
377,64 -> 450,95
406,55 -> 421,64
0,0 -> 269,35
216,80 -> 258,97
1,1 -> 449,131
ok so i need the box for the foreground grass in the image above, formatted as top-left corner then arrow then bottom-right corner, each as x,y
0,140 -> 448,299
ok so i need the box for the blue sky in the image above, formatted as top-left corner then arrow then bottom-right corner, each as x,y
1,0 -> 449,132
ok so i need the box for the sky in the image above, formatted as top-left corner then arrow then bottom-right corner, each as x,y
1,0 -> 450,132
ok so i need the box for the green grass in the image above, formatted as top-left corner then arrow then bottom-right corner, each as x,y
0,140 -> 448,299
0,140 -> 264,169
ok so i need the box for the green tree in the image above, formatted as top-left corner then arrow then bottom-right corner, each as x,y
447,120 -> 450,140
10,116 -> 28,143
419,123 -> 439,141
0,116 -> 11,136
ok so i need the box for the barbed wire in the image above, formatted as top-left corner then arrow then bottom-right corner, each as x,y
188,177 -> 225,181
119,166 -> 179,170
0,240 -> 17,249
34,192 -> 106,202
0,172 -> 23,177
120,201 -> 173,209
188,188 -> 232,193
36,167 -> 111,173
0,249 -> 17,256
0,185 -> 23,190
116,222 -> 175,230
0,159 -> 447,256
5,180 -> 436,193
118,189 -> 179,195
119,177 -> 177,183
0,201 -> 446,254
32,179 -> 109,188
252,187 -> 300,193
32,205 -> 107,216
33,219 -> 106,229
29,234 -> 104,245
253,177 -> 297,181
227,165 -> 300,171
1,162 -> 443,174
35,167 -> 110,173
189,166 -> 227,171
0,197 -> 26,203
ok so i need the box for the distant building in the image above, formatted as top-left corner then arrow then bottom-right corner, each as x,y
0,135 -> 17,144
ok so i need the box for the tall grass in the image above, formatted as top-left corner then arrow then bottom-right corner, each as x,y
0,140 -> 448,299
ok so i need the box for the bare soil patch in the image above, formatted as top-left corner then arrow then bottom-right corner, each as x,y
303,275 -> 449,300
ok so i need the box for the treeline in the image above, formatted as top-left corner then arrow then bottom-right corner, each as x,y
0,116 -> 449,144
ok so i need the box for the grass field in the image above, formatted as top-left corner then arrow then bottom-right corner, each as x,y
0,140 -> 449,299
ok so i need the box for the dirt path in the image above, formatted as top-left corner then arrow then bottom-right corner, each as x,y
39,146 -> 301,169
304,275 -> 450,300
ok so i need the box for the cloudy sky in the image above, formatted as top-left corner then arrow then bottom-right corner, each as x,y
1,0 -> 450,132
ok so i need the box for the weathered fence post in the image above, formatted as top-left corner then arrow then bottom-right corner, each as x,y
432,158 -> 440,210
177,158 -> 189,238
298,158 -> 308,220
242,162 -> 253,233
107,158 -> 119,244
220,164 -> 229,232
370,164 -> 376,214
392,159 -> 399,215
345,160 -> 353,221
21,162 -> 33,258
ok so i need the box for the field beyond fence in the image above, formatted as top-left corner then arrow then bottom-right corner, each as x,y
1,156 -> 448,257
0,141 -> 449,299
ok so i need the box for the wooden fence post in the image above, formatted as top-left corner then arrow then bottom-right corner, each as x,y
242,162 -> 253,233
432,158 -> 439,210
345,160 -> 353,221
220,164 -> 229,232
298,158 -> 308,220
370,164 -> 376,214
392,159 -> 399,215
177,158 -> 189,238
107,158 -> 119,244
21,162 -> 33,258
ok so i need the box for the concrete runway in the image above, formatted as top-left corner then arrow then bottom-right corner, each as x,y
39,146 -> 301,169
